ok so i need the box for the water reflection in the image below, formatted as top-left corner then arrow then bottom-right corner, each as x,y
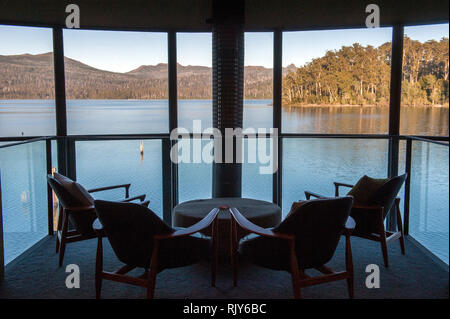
282,106 -> 449,135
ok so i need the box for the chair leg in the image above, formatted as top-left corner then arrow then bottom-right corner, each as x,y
379,230 -> 389,268
147,268 -> 157,299
55,206 -> 63,253
396,200 -> 406,255
211,219 -> 218,287
289,242 -> 302,299
58,212 -> 69,268
147,243 -> 159,299
95,236 -> 103,299
231,219 -> 238,287
291,271 -> 301,299
398,232 -> 406,255
55,232 -> 60,253
345,234 -> 354,299
346,276 -> 354,299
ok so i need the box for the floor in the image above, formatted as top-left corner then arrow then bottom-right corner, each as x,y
0,234 -> 448,299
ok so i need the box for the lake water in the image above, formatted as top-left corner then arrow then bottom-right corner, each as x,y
0,99 -> 448,136
0,100 -> 448,264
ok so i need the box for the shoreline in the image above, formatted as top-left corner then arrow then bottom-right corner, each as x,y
283,103 -> 449,108
0,99 -> 448,108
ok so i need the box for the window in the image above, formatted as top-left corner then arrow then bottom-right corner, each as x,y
63,30 -> 168,135
76,139 -> 163,217
282,138 -> 388,217
0,140 -> 48,264
177,33 -> 212,131
282,28 -> 392,134
0,25 -> 55,137
400,23 -> 449,136
244,32 -> 273,130
241,32 -> 274,200
176,33 -> 213,201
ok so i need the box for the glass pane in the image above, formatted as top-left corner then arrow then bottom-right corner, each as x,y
177,33 -> 212,132
63,30 -> 168,135
282,138 -> 388,217
282,28 -> 392,134
397,140 -> 407,221
409,141 -> 449,264
75,139 -> 163,217
0,25 -> 55,137
0,141 -> 48,264
242,137 -> 273,201
177,139 -> 212,203
244,32 -> 273,130
401,24 -> 449,136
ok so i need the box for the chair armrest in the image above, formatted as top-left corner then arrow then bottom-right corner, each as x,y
154,208 -> 220,240
334,181 -> 354,196
88,183 -> 131,197
64,205 -> 95,213
304,190 -> 327,200
120,194 -> 146,203
352,204 -> 384,212
229,207 -> 294,241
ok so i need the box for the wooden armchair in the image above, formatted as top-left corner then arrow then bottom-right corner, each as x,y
305,174 -> 407,267
230,197 -> 355,299
93,200 -> 221,299
47,172 -> 149,267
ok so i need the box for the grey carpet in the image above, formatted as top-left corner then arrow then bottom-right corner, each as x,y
0,235 -> 448,299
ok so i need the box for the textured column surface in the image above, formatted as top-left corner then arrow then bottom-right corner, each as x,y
212,1 -> 244,198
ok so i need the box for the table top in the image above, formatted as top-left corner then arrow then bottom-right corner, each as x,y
172,197 -> 282,228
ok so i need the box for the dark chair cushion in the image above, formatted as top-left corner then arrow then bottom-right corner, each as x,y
94,200 -> 210,270
347,175 -> 389,206
370,174 -> 407,218
240,197 -> 353,270
284,200 -> 307,219
240,234 -> 290,271
48,173 -> 96,237
52,172 -> 94,207
349,174 -> 407,235
158,236 -> 210,270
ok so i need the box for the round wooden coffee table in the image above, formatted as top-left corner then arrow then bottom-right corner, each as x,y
172,197 -> 282,260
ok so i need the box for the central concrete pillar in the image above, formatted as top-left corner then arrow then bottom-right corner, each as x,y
211,0 -> 244,198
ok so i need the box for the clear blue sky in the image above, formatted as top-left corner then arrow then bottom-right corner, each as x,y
0,23 -> 448,72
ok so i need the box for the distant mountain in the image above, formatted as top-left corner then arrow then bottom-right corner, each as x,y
0,52 -> 295,99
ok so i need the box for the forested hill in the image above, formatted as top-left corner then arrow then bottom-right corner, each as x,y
283,37 -> 449,106
0,53 -> 294,100
0,37 -> 448,106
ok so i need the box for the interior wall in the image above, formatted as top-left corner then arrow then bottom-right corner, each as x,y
245,0 -> 449,30
0,0 -> 213,30
0,0 -> 448,31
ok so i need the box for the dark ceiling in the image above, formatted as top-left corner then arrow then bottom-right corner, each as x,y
0,0 -> 448,31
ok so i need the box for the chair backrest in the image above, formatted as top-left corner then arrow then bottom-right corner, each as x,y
47,172 -> 96,236
347,173 -> 407,219
94,200 -> 173,268
274,196 -> 353,269
47,172 -> 94,208
370,173 -> 407,219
